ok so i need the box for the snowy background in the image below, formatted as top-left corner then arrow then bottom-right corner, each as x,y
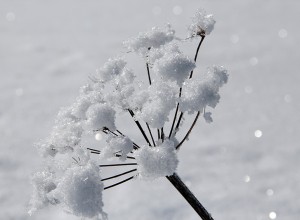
1,0 -> 299,219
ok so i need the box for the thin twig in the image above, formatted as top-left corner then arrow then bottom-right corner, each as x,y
161,127 -> 165,142
189,36 -> 205,78
115,130 -> 140,149
90,151 -> 101,155
146,122 -> 156,146
176,111 -> 200,150
99,163 -> 137,167
103,127 -> 118,136
174,112 -> 184,134
146,62 -> 151,85
104,176 -> 135,190
174,36 -> 205,134
169,103 -> 179,138
146,47 -> 152,85
87,148 -> 100,152
128,109 -> 152,146
88,148 -> 135,159
101,169 -> 137,181
115,154 -> 136,160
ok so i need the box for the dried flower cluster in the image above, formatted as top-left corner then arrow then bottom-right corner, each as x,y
29,9 -> 227,220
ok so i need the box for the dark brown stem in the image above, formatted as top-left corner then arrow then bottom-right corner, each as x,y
166,173 -> 214,220
174,111 -> 184,134
101,169 -> 137,181
190,36 -> 205,79
169,103 -> 179,138
146,122 -> 156,146
176,111 -> 200,150
104,176 -> 134,190
146,62 -> 152,85
99,163 -> 137,167
161,127 -> 165,142
128,109 -> 152,146
174,36 -> 205,133
116,130 -> 140,149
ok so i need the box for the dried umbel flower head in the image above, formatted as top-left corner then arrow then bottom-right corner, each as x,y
29,8 -> 228,220
188,9 -> 216,37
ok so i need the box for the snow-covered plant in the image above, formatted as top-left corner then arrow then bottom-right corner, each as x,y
29,9 -> 228,220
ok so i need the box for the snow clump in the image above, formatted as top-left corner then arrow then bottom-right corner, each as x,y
153,52 -> 196,86
96,58 -> 127,82
29,171 -> 57,215
37,107 -> 83,157
135,81 -> 178,128
180,66 -> 228,114
101,135 -> 134,161
50,162 -> 106,219
86,103 -> 116,131
134,140 -> 178,180
124,24 -> 175,55
188,9 -> 216,37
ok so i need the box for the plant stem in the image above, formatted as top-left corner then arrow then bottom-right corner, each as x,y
176,111 -> 200,150
128,109 -> 152,146
169,103 -> 179,138
174,36 -> 205,134
190,36 -> 205,78
146,62 -> 152,85
166,173 -> 214,220
146,122 -> 156,146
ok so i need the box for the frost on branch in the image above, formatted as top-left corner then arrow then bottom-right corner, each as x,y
188,9 -> 216,37
134,140 -> 178,180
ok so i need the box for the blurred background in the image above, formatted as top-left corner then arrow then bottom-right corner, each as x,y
0,0 -> 299,219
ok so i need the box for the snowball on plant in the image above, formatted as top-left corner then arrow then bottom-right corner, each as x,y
147,42 -> 181,64
134,140 -> 178,180
101,135 -> 134,161
124,24 -> 175,55
96,58 -> 127,82
135,81 -> 178,128
179,66 -> 228,114
153,52 -> 196,86
188,9 -> 216,37
50,162 -> 106,219
86,103 -> 116,131
28,171 -> 57,215
37,107 -> 83,158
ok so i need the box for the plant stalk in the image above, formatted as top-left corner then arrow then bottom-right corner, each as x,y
166,172 -> 214,220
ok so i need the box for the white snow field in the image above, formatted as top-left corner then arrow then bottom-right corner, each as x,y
1,0 -> 299,219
